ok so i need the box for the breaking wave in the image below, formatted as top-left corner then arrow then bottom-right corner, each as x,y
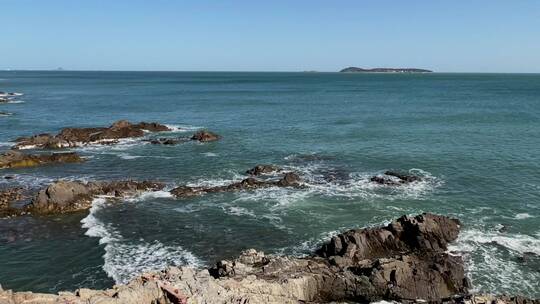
81,197 -> 202,284
449,228 -> 540,297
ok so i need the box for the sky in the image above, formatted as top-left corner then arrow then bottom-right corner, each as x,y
1,0 -> 539,72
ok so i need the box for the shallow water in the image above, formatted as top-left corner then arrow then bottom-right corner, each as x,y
0,71 -> 539,297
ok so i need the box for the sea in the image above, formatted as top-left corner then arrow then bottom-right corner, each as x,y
0,71 -> 538,297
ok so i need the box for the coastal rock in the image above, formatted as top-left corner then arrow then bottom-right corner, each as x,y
370,170 -> 422,185
0,213 -> 498,304
12,120 -> 171,149
0,187 -> 26,217
170,171 -> 302,198
148,137 -> 187,145
191,130 -> 220,142
0,150 -> 83,169
245,164 -> 281,176
26,180 -> 165,214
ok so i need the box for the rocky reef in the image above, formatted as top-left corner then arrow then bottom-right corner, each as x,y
0,213 -> 537,304
12,120 -> 171,149
370,170 -> 422,185
149,130 -> 221,145
190,130 -> 221,142
0,180 -> 165,217
0,150 -> 83,169
170,171 -> 302,198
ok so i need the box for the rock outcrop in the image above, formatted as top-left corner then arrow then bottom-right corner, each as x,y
245,164 -> 281,176
25,180 -> 165,214
191,130 -> 220,142
1,213 -> 534,304
370,170 -> 422,185
12,120 -> 171,149
171,172 -> 302,198
0,150 -> 83,169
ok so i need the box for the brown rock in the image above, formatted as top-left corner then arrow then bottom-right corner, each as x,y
191,130 -> 220,142
245,165 -> 281,176
26,180 -> 166,214
12,120 -> 172,149
170,171 -> 302,198
0,150 -> 84,169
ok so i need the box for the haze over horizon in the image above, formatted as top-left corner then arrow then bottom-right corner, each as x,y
1,0 -> 539,73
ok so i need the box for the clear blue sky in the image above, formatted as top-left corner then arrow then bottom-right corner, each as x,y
2,0 -> 539,72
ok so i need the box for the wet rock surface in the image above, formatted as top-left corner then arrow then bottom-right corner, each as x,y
0,150 -> 84,169
12,120 -> 171,149
370,170 -> 422,185
26,180 -> 165,214
245,164 -> 281,176
1,213 -> 535,304
0,187 -> 26,217
191,130 -> 220,142
171,172 -> 302,198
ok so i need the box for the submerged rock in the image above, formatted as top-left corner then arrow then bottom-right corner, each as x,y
12,120 -> 171,149
0,187 -> 26,217
170,172 -> 302,198
26,180 -> 165,214
191,130 -> 220,142
0,150 -> 83,169
2,213 -> 530,304
370,170 -> 422,185
245,164 -> 281,176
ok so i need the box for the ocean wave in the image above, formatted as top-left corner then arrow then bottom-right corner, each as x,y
448,228 -> 540,296
164,124 -> 202,132
124,190 -> 173,202
514,213 -> 533,220
451,229 -> 540,256
0,112 -> 13,116
0,100 -> 25,104
81,197 -> 202,284
202,152 -> 218,157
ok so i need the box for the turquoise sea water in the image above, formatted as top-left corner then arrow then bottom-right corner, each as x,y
0,71 -> 539,297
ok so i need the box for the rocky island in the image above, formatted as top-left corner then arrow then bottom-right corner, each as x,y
340,67 -> 433,73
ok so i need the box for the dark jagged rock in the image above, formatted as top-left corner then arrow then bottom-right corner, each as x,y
0,213 -> 536,304
384,171 -> 422,183
340,67 -> 433,73
245,165 -> 281,176
370,170 -> 422,185
0,150 -> 84,169
12,120 -> 172,149
26,180 -> 165,214
191,130 -> 220,142
171,172 -> 302,198
148,137 -> 188,145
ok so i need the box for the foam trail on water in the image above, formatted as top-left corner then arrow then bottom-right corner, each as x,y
81,197 -> 202,284
165,124 -> 202,132
449,228 -> 540,297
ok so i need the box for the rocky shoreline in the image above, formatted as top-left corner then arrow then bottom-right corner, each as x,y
0,213 -> 537,304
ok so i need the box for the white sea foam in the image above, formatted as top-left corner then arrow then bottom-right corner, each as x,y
81,197 -> 202,284
1,100 -> 25,104
202,152 -> 218,157
124,190 -> 173,202
451,229 -> 540,256
224,206 -> 257,218
449,228 -> 540,296
514,213 -> 533,220
165,124 -> 202,132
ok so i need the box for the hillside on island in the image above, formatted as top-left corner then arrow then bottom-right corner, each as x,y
340,67 -> 433,73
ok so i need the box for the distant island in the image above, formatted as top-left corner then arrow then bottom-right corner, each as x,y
339,67 -> 433,73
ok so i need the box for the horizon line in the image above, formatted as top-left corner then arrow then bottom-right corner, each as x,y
1,69 -> 540,74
